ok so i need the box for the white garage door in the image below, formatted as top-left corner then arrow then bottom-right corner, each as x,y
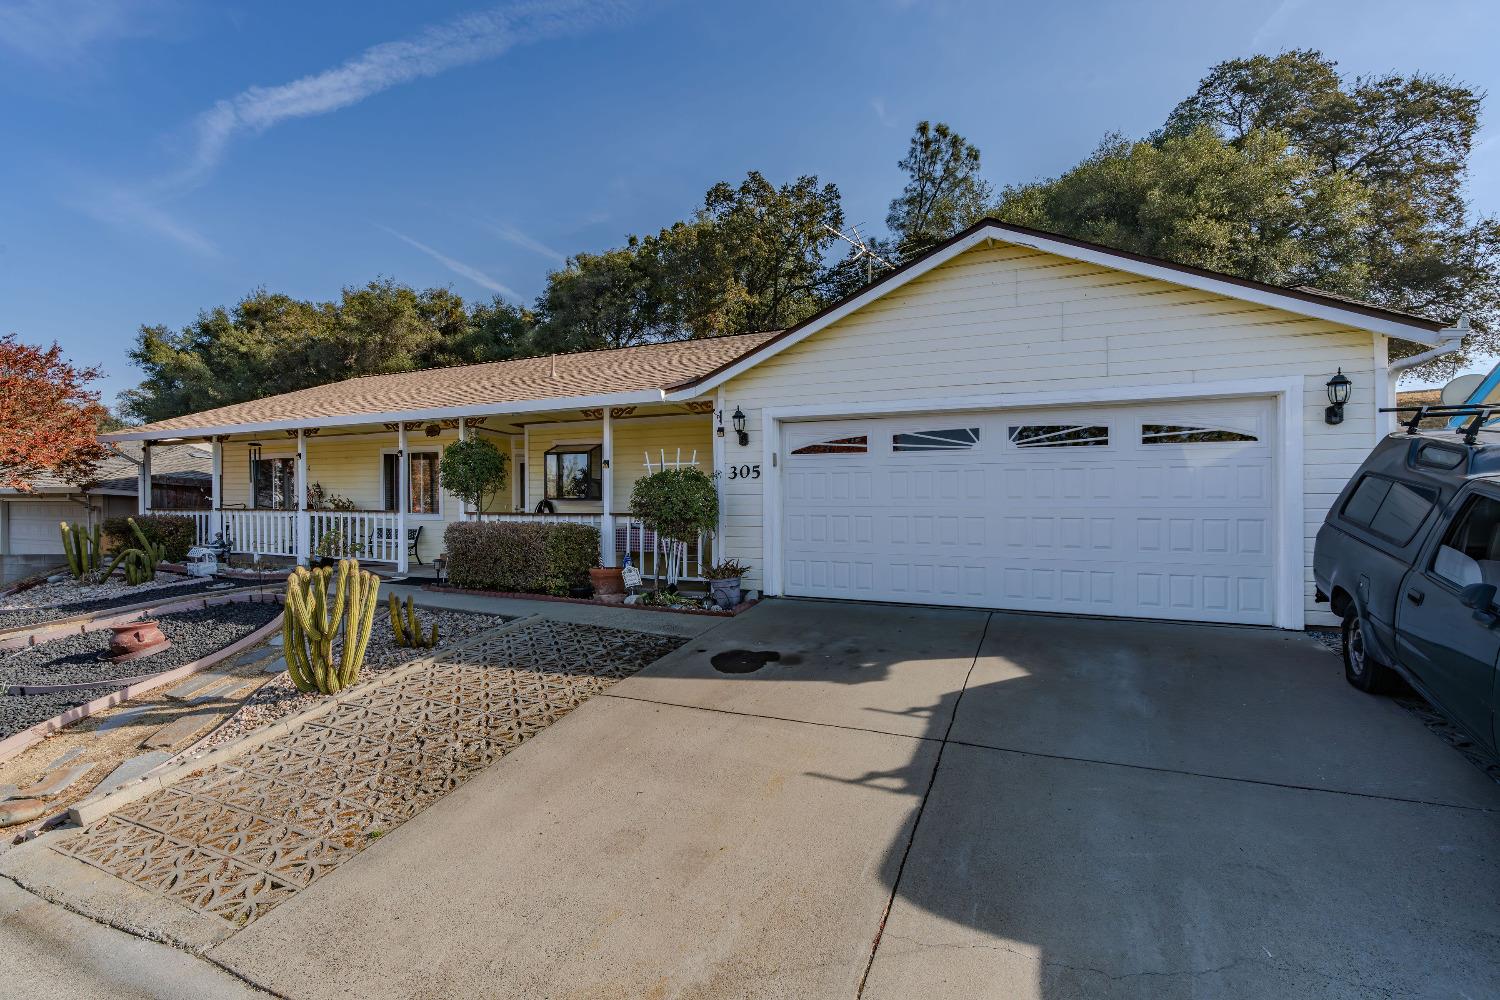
6,501 -> 68,555
781,400 -> 1277,625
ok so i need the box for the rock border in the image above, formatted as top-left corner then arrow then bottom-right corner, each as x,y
0,593 -> 286,766
422,584 -> 759,617
66,615 -> 539,827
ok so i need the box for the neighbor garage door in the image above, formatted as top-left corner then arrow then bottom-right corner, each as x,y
780,400 -> 1277,625
6,501 -> 68,555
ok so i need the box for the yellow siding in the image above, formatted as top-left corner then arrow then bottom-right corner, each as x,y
522,415 -> 711,514
717,241 -> 1392,624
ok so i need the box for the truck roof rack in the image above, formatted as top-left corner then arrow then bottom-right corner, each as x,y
1380,404 -> 1500,445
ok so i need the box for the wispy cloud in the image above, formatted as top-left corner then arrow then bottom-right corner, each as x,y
72,1 -> 633,254
380,225 -> 520,300
483,220 -> 566,263
870,97 -> 897,128
175,0 -> 630,188
65,174 -> 219,257
1249,0 -> 1304,50
0,0 -> 172,66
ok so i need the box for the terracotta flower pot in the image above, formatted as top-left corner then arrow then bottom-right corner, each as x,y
589,566 -> 625,603
107,620 -> 171,663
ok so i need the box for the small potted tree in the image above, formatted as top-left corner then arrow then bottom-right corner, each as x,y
440,438 -> 510,517
704,558 -> 751,609
629,467 -> 718,595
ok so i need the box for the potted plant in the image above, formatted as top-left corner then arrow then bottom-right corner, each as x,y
589,564 -> 626,603
704,558 -> 751,609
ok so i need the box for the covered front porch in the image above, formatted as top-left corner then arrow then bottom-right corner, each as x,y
147,398 -> 724,582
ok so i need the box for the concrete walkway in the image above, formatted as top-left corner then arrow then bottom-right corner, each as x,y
6,599 -> 1499,998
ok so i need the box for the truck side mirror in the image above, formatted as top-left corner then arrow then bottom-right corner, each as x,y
1460,583 -> 1497,612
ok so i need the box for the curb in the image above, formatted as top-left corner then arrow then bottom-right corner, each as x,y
66,614 -> 540,828
421,584 -> 759,618
0,593 -> 286,767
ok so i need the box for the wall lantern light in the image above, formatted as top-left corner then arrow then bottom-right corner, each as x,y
731,407 -> 749,446
1325,368 -> 1351,425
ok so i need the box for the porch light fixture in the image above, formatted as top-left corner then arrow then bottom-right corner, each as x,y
731,406 -> 748,446
1325,369 -> 1352,425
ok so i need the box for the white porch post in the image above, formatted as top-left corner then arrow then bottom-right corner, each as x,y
457,417 -> 469,521
712,388 -> 727,549
210,438 -> 223,544
396,423 -> 410,574
295,429 -> 310,566
600,409 -> 615,567
138,443 -> 152,515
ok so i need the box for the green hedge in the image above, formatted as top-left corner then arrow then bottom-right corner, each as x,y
444,521 -> 600,596
103,514 -> 198,563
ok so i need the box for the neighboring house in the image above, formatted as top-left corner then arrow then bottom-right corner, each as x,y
0,443 -> 212,556
101,220 -> 1461,629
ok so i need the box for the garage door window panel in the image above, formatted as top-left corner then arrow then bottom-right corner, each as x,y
790,435 -> 868,456
1142,424 -> 1258,445
1009,425 -> 1109,448
892,428 -> 980,452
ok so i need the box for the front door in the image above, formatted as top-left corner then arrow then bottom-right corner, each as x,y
1395,487 -> 1500,747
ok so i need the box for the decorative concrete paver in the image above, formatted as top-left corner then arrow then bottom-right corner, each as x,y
52,620 -> 682,926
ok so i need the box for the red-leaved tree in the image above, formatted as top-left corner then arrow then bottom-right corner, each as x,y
0,334 -> 110,490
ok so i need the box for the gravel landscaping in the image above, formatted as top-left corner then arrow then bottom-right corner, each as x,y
0,600 -> 282,740
199,608 -> 511,751
0,574 -> 234,631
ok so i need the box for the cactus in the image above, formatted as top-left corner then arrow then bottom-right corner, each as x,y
388,593 -> 437,649
97,518 -> 165,586
58,522 -> 103,579
284,559 -> 380,695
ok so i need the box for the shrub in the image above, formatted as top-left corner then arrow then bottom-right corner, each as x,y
629,468 -> 718,543
440,439 -> 509,513
542,523 -> 600,595
104,513 -> 197,562
444,521 -> 601,596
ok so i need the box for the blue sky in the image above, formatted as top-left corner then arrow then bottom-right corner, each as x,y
3,0 -> 1498,407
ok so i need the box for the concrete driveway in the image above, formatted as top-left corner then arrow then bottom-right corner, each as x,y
195,600 -> 1500,999
9,599 -> 1498,998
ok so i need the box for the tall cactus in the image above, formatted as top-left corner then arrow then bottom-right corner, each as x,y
388,593 -> 438,649
284,559 -> 380,694
58,522 -> 103,579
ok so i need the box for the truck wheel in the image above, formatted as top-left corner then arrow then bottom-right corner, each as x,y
1342,608 -> 1394,694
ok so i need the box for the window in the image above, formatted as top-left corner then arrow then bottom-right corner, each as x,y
252,457 -> 295,510
1142,424 -> 1257,445
1432,494 -> 1500,588
1341,474 -> 1436,545
545,445 -> 602,500
1414,443 -> 1466,471
1009,425 -> 1109,448
790,435 -> 868,456
892,428 -> 980,452
382,451 -> 441,515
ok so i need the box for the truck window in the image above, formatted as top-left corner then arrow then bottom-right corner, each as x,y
1432,494 -> 1500,588
1341,474 -> 1437,545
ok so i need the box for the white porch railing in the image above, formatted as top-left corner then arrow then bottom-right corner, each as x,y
310,511 -> 402,563
470,512 -> 603,529
222,510 -> 297,558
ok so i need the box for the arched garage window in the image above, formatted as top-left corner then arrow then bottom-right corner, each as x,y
1142,424 -> 1258,445
790,435 -> 868,455
1009,425 -> 1109,448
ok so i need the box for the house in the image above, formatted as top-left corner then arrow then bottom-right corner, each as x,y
100,220 -> 1460,628
0,443 -> 212,556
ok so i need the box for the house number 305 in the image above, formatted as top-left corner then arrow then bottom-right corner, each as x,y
727,464 -> 761,480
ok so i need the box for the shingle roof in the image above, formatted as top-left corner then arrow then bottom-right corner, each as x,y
112,332 -> 778,439
4,443 -> 211,494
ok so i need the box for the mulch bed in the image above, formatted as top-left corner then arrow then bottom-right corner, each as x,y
0,577 -> 230,632
0,602 -> 283,740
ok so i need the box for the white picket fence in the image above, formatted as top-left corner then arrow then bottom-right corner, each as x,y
309,511 -> 402,563
183,509 -> 404,563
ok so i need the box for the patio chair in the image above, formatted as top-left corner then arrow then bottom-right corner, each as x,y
375,524 -> 424,565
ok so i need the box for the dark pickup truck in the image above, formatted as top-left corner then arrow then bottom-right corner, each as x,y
1314,409 -> 1500,757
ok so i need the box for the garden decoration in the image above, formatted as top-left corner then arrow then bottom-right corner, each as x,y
628,467 -> 718,591
58,521 -> 103,579
389,593 -> 438,649
284,558 -> 380,695
589,565 -> 626,604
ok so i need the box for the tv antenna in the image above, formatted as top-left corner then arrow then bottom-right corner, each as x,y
825,223 -> 895,284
